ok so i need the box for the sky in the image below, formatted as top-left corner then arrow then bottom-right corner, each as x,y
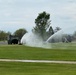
0,0 -> 76,33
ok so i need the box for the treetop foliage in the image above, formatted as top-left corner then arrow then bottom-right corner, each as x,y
33,11 -> 53,41
14,28 -> 27,39
35,11 -> 51,31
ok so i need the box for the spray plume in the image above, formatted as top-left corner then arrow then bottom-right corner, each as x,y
21,26 -> 76,49
21,32 -> 51,49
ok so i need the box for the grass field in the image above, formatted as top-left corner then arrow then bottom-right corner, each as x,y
0,43 -> 76,61
0,43 -> 76,75
0,62 -> 76,75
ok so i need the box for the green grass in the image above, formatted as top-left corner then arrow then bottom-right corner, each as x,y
0,44 -> 76,61
0,62 -> 76,75
51,43 -> 76,49
0,44 -> 76,75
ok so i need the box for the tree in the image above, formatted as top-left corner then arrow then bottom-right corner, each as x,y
48,26 -> 54,36
14,28 -> 27,40
0,30 -> 7,41
73,31 -> 76,41
33,11 -> 54,41
54,27 -> 61,33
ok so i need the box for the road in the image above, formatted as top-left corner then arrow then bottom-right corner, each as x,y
0,59 -> 76,64
0,41 -> 8,45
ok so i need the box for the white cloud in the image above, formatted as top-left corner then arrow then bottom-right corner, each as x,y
63,3 -> 76,20
4,13 -> 11,17
0,0 -> 76,33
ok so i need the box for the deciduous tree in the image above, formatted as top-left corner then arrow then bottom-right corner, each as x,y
14,28 -> 27,40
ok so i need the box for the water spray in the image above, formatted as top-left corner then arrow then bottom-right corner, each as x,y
21,26 -> 76,49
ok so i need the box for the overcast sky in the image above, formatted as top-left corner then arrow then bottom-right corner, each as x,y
0,0 -> 76,33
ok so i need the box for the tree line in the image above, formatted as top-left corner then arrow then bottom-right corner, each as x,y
0,28 -> 27,41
